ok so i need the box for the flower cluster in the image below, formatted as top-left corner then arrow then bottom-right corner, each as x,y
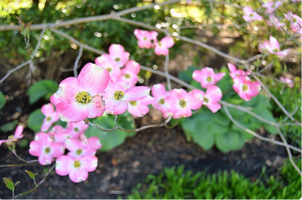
228,63 -> 261,101
28,103 -> 101,183
134,29 -> 175,55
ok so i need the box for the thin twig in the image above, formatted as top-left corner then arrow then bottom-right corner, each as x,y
223,105 -> 301,153
0,60 -> 31,84
14,164 -> 56,199
73,46 -> 83,77
0,160 -> 39,168
276,127 -> 302,176
164,53 -> 171,90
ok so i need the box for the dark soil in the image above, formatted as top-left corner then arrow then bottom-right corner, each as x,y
0,29 -> 298,199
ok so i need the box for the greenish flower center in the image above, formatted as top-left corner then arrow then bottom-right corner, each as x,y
242,84 -> 248,91
179,99 -> 186,108
124,74 -> 130,79
158,41 -> 162,46
46,116 -> 52,121
73,160 -> 81,168
206,76 -> 212,82
76,149 -> 82,155
129,101 -> 137,106
114,91 -> 125,100
107,68 -> 112,72
44,147 -> 51,154
143,37 -> 147,40
204,97 -> 209,104
159,99 -> 165,104
115,57 -> 121,62
75,91 -> 92,104
74,127 -> 79,132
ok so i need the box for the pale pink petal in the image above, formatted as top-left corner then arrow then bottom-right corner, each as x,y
269,36 -> 280,50
38,153 -> 53,165
123,86 -> 150,101
124,60 -> 140,74
88,137 -> 102,150
81,155 -> 98,172
227,63 -> 237,74
69,169 -> 89,183
186,89 -> 204,110
192,70 -> 204,83
55,155 -> 73,176
109,44 -> 125,56
56,101 -> 89,122
41,103 -> 55,116
78,63 -> 110,95
206,102 -> 222,113
14,125 -> 24,138
205,85 -> 222,103
51,143 -> 65,157
29,141 -> 42,156
65,138 -> 80,152
108,101 -> 128,115
152,84 -> 167,98
161,36 -> 174,48
87,94 -> 106,119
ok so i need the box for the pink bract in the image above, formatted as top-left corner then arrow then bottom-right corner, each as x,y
154,36 -> 175,56
50,63 -> 110,122
192,67 -> 225,88
280,76 -> 294,88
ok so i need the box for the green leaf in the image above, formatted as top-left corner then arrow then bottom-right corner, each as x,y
0,120 -> 18,132
215,132 -> 240,153
3,177 -> 15,191
85,113 -> 136,151
0,91 -> 6,110
27,109 -> 44,132
27,80 -> 58,104
25,170 -> 38,180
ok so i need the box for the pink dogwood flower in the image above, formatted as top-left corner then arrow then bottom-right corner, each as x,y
280,76 -> 294,88
154,36 -> 175,56
55,155 -> 98,183
243,6 -> 263,22
192,67 -> 225,88
262,1 -> 282,14
117,60 -> 141,86
258,36 -> 289,57
41,103 -> 60,132
103,82 -> 150,115
29,133 -> 65,165
233,78 -> 261,101
0,125 -> 24,146
127,95 -> 154,117
265,15 -> 285,30
50,63 -> 110,122
66,121 -> 89,138
107,44 -> 130,68
203,85 -> 222,113
95,55 -> 121,82
134,29 -> 158,49
166,88 -> 204,119
151,84 -> 173,118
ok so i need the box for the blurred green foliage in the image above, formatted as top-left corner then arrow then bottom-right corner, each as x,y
127,158 -> 301,199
